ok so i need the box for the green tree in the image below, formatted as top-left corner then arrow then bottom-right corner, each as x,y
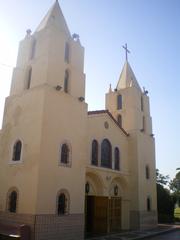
156,169 -> 174,223
170,170 -> 180,206
156,169 -> 170,186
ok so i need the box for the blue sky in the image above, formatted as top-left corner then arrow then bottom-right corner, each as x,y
0,0 -> 179,179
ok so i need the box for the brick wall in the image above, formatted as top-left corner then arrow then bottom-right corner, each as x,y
0,212 -> 84,240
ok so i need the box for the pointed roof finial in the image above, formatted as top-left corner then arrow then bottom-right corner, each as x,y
25,29 -> 32,38
109,84 -> 112,93
122,43 -> 130,61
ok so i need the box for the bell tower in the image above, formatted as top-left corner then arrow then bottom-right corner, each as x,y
106,45 -> 157,229
10,0 -> 85,100
0,1 -> 87,239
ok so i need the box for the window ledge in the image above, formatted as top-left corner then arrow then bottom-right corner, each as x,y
59,162 -> 71,168
9,160 -> 23,165
87,164 -> 128,175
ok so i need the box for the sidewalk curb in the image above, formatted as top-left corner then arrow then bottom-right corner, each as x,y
131,227 -> 178,239
86,226 -> 179,240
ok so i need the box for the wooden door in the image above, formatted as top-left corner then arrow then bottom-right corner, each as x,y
86,196 -> 108,234
93,196 -> 108,234
109,197 -> 121,232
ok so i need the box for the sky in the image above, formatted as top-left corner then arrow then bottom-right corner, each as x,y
0,0 -> 179,179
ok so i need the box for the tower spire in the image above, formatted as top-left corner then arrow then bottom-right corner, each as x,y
35,0 -> 70,36
116,62 -> 141,91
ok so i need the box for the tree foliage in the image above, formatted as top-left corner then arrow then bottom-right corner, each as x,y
169,170 -> 180,206
156,169 -> 170,186
156,169 -> 174,223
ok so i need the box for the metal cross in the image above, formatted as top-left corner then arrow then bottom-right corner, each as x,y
122,43 -> 130,61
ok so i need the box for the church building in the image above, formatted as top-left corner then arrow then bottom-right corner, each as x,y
0,1 -> 157,240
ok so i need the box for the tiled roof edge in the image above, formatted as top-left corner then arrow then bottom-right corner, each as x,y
88,110 -> 129,137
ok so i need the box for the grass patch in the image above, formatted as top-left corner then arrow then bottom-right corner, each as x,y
174,207 -> 180,220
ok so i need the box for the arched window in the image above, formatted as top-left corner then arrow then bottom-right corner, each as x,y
147,197 -> 151,211
26,67 -> 32,89
64,42 -> 70,63
101,139 -> 112,168
30,39 -> 36,60
12,140 -> 22,161
57,190 -> 70,215
58,193 -> 66,215
91,140 -> 98,166
117,114 -> 122,127
61,144 -> 69,164
8,191 -> 18,213
145,165 -> 150,179
117,95 -> 122,110
64,70 -> 69,93
114,147 -> 120,170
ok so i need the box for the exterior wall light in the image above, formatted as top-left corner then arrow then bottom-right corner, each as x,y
114,185 -> 118,196
55,85 -> 62,91
85,182 -> 90,194
78,97 -> 84,102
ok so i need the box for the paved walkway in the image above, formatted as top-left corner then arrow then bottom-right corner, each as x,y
87,224 -> 180,240
146,230 -> 180,240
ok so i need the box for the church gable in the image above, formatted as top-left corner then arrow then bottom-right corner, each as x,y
88,110 -> 129,137
87,110 -> 129,173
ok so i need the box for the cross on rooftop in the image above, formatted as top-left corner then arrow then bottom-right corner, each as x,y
122,43 -> 130,61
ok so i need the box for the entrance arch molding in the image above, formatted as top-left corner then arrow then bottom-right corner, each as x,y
86,171 -> 105,196
109,176 -> 129,198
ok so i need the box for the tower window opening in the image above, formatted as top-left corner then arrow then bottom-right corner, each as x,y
117,114 -> 122,127
64,42 -> 70,63
145,165 -> 150,179
26,67 -> 32,89
142,116 -> 145,131
117,95 -> 122,110
12,140 -> 22,161
61,144 -> 69,164
64,70 -> 69,93
141,96 -> 144,111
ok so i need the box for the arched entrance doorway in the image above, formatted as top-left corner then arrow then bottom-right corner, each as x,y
85,173 -> 127,236
85,172 -> 106,235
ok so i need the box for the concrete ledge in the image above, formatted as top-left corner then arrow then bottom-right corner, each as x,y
87,225 -> 179,240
